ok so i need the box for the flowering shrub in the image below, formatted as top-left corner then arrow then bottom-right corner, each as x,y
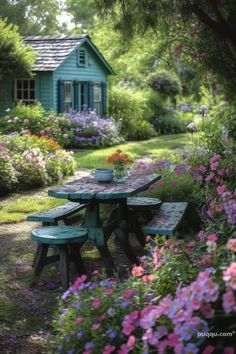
65,110 -> 124,148
49,235 -> 236,353
0,134 -> 76,193
0,103 -> 69,146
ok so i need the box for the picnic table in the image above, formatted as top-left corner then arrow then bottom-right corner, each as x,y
48,173 -> 161,274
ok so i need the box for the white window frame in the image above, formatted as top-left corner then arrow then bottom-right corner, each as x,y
64,81 -> 73,112
93,83 -> 102,114
15,79 -> 36,103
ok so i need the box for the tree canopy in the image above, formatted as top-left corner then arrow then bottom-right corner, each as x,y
0,0 -> 61,35
0,20 -> 35,78
94,0 -> 236,96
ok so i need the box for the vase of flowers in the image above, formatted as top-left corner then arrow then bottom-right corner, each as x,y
106,149 -> 132,183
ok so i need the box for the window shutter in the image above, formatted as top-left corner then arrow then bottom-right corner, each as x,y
58,80 -> 65,113
73,80 -> 79,111
88,81 -> 94,110
101,82 -> 107,116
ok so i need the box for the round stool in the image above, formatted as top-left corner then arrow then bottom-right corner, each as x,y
31,226 -> 88,291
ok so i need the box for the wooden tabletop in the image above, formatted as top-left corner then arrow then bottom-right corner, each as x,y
48,173 -> 161,201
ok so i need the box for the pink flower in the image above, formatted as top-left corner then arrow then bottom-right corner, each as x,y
76,316 -> 84,325
197,230 -> 207,241
92,269 -> 99,276
205,172 -> 215,182
200,303 -> 214,318
71,274 -> 87,292
207,233 -> 218,241
91,323 -> 101,330
210,162 -> 218,171
169,181 -> 177,188
217,184 -> 227,195
123,289 -> 135,299
210,154 -> 221,164
155,181 -> 164,188
226,239 -> 236,252
224,347 -> 235,354
167,332 -> 179,347
103,345 -> 116,354
223,289 -> 236,313
118,344 -> 129,354
127,335 -> 136,350
104,289 -> 113,295
142,274 -> 154,283
202,345 -> 215,354
96,314 -> 105,321
92,298 -> 101,309
223,263 -> 236,289
131,265 -> 144,277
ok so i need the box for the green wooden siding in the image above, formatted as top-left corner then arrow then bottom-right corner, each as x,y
37,72 -> 53,110
53,42 -> 108,112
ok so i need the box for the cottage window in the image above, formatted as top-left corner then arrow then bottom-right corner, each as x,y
15,79 -> 35,103
93,83 -> 101,114
64,81 -> 73,112
77,50 -> 86,66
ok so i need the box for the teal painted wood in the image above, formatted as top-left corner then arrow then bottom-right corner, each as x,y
143,202 -> 188,236
0,79 -> 14,115
37,72 -> 53,110
48,174 -> 161,201
127,197 -> 162,210
53,42 -> 108,111
31,226 -> 88,244
27,202 -> 88,223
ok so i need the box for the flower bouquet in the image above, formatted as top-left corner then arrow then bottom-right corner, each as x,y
106,149 -> 132,183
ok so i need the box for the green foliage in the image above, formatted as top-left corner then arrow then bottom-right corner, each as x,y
146,168 -> 199,205
108,86 -> 154,140
95,0 -> 236,99
148,71 -> 181,100
0,0 -> 61,35
0,20 -> 35,78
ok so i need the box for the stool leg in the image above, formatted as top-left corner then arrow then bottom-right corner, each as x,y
97,243 -> 116,277
59,245 -> 70,291
69,243 -> 86,275
31,244 -> 49,286
32,244 -> 40,268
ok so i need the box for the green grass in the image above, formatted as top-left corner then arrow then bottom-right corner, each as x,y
0,133 -> 192,224
0,194 -> 65,224
74,133 -> 191,169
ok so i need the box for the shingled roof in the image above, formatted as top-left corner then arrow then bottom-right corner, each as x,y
24,35 -> 88,71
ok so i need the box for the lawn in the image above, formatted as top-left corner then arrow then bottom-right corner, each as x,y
74,133 -> 191,169
0,133 -> 192,224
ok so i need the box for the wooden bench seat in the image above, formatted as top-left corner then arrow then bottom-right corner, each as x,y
143,202 -> 188,236
27,202 -> 88,225
127,197 -> 162,210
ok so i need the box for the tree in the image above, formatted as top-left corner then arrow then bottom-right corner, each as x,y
0,0 -> 61,35
0,20 -> 35,78
66,0 -> 97,30
95,0 -> 236,96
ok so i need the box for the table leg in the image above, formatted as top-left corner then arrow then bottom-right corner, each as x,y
115,200 -> 139,264
69,243 -> 86,275
127,209 -> 146,247
83,202 -> 117,275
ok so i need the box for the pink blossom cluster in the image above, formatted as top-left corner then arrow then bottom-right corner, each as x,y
118,271 -> 220,353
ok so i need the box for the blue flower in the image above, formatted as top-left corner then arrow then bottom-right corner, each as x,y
106,327 -> 117,338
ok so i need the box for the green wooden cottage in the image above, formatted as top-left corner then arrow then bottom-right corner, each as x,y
0,35 -> 114,115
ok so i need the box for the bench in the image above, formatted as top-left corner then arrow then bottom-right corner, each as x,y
27,201 -> 88,226
27,202 -> 88,267
127,197 -> 162,210
31,226 -> 88,291
143,202 -> 188,236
